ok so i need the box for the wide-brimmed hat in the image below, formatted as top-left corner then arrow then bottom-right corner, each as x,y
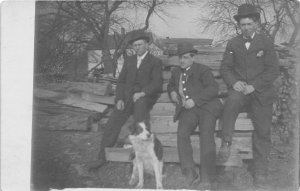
128,30 -> 151,44
177,42 -> 197,56
234,4 -> 260,22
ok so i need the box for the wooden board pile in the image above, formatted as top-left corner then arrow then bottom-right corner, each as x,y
34,49 -> 254,166
106,51 -> 254,167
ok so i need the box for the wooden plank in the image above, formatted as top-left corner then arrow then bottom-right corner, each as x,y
150,115 -> 254,133
105,146 -> 244,167
34,88 -> 65,99
37,81 -> 112,96
151,103 -> 249,117
34,88 -> 107,113
80,92 -> 115,105
56,95 -> 107,113
163,68 -> 221,79
156,134 -> 252,158
151,116 -> 254,133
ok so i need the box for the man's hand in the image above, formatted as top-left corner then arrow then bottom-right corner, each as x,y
170,91 -> 179,104
242,85 -> 255,95
116,100 -> 125,111
133,92 -> 146,102
184,99 -> 195,109
233,81 -> 247,92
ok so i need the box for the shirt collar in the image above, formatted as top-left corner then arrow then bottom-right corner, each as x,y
243,32 -> 256,40
137,51 -> 148,60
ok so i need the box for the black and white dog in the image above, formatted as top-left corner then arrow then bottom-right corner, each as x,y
128,122 -> 164,189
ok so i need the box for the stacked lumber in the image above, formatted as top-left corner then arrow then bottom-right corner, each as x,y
105,50 -> 254,167
34,81 -> 115,131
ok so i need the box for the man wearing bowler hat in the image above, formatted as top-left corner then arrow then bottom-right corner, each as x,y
87,30 -> 163,170
167,42 -> 223,189
218,3 -> 279,188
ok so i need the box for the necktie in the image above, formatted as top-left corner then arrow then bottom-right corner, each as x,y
243,37 -> 252,43
243,37 -> 252,49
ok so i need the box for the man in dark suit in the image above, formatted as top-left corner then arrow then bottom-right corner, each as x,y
87,31 -> 163,170
218,4 -> 280,188
167,42 -> 223,189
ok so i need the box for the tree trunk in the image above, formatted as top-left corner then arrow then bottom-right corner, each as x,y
289,25 -> 299,46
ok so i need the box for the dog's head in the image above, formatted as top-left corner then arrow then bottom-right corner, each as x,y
130,121 -> 152,140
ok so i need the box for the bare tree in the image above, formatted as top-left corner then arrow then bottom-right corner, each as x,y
36,0 -> 190,79
198,0 -> 300,45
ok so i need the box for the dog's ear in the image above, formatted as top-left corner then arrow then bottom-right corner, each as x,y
144,121 -> 152,133
128,123 -> 137,134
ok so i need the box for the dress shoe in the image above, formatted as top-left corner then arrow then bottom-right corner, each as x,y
86,158 -> 106,172
182,168 -> 200,186
217,141 -> 231,163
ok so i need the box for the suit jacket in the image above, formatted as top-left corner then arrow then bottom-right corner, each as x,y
221,33 -> 280,105
115,53 -> 163,108
167,63 -> 222,121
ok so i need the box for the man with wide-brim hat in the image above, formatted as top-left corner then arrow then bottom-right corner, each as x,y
128,30 -> 151,44
218,3 -> 279,189
87,30 -> 163,171
167,42 -> 223,189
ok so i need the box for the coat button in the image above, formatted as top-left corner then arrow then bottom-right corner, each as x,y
183,88 -> 186,91
185,95 -> 189,99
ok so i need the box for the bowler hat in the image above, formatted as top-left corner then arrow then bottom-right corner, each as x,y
234,4 -> 260,22
177,42 -> 197,56
128,30 -> 151,44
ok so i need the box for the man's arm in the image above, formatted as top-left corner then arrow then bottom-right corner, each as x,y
249,38 -> 280,92
141,59 -> 163,95
167,67 -> 179,104
221,41 -> 238,88
191,68 -> 219,107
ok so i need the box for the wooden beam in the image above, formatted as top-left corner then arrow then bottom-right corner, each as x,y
34,88 -> 107,113
105,146 -> 245,167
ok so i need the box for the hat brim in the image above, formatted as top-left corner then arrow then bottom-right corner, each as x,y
129,36 -> 150,44
178,49 -> 198,56
234,13 -> 260,21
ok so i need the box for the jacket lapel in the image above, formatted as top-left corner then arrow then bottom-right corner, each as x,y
248,33 -> 263,53
237,35 -> 248,52
137,52 -> 150,71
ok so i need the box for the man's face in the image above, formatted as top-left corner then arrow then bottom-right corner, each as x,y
179,53 -> 194,69
132,39 -> 148,56
239,17 -> 257,38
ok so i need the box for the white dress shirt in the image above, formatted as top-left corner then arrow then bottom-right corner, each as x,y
137,51 -> 148,68
245,32 -> 256,50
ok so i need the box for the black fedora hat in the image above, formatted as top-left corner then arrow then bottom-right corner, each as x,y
234,4 -> 260,22
177,42 -> 197,56
128,30 -> 151,44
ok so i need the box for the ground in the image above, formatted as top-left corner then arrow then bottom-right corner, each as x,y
31,99 -> 298,191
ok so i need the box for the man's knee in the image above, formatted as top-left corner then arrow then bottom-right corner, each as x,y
224,90 -> 245,107
177,116 -> 197,139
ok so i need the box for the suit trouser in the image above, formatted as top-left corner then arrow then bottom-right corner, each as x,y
177,107 -> 217,183
221,90 -> 273,174
97,97 -> 154,160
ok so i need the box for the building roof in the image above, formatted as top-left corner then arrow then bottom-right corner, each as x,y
160,38 -> 213,46
158,38 -> 213,55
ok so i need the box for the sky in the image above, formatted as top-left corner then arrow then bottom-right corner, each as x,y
126,1 -> 212,40
149,3 -> 211,39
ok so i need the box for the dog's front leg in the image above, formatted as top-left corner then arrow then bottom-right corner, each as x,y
129,160 -> 138,186
153,160 -> 163,189
135,160 -> 144,189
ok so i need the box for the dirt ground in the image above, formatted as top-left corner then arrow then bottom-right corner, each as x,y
31,99 -> 298,191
